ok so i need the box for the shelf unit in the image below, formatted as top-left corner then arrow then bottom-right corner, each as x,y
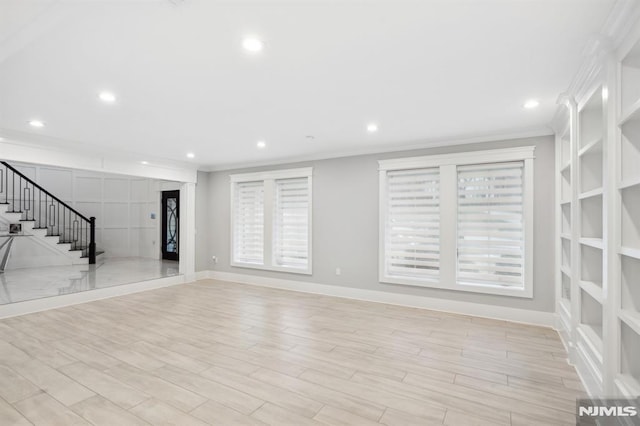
615,33 -> 640,397
554,2 -> 640,399
576,85 -> 606,394
555,109 -> 573,346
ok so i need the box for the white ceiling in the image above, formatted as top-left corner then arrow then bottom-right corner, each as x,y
0,0 -> 616,169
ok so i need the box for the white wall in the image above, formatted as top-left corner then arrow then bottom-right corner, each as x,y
198,135 -> 557,313
6,162 -> 165,260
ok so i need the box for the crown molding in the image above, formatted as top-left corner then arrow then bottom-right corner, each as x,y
601,0 -> 640,49
201,127 -> 552,172
549,0 -> 639,129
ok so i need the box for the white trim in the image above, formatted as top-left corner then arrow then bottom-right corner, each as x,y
230,167 -> 313,275
206,270 -> 555,328
379,147 -> 535,298
195,270 -> 210,280
0,275 -> 186,319
230,167 -> 313,182
555,0 -> 639,111
607,0 -> 640,60
523,157 -> 535,298
178,182 -> 197,280
306,175 -> 314,275
379,277 -> 536,298
378,146 -> 536,171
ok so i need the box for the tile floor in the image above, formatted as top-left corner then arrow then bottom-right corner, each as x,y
0,258 -> 179,304
0,280 -> 586,425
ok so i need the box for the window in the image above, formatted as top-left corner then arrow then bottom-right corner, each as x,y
232,181 -> 264,265
379,147 -> 534,297
383,168 -> 440,282
231,168 -> 312,274
457,162 -> 525,288
274,177 -> 310,269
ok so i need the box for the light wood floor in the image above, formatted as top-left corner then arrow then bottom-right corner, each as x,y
0,280 -> 585,426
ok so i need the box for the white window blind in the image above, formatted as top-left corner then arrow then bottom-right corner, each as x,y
233,181 -> 264,265
274,177 -> 310,270
457,161 -> 525,288
384,168 -> 440,280
231,167 -> 312,274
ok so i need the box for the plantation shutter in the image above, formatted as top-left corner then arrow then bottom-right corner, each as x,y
274,177 -> 310,269
457,161 -> 525,288
233,181 -> 264,265
384,168 -> 440,279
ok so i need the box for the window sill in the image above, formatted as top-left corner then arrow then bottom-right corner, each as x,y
380,274 -> 532,298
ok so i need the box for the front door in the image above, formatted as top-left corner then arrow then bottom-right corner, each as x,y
161,190 -> 179,261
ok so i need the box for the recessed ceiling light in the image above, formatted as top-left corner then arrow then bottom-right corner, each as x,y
186,152 -> 195,158
29,120 -> 45,128
99,91 -> 117,103
523,99 -> 539,109
141,161 -> 149,165
243,37 -> 264,53
366,123 -> 378,133
257,140 -> 266,149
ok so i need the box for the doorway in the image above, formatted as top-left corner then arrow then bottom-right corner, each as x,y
161,190 -> 179,261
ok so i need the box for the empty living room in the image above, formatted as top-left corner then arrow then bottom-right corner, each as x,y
1,0 -> 640,425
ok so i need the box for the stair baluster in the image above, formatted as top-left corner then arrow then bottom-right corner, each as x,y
0,161 -> 96,264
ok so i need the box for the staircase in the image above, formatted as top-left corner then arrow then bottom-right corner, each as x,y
0,161 -> 97,266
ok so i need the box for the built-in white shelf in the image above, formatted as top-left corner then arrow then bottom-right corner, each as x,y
579,152 -> 604,194
621,40 -> 640,124
580,280 -> 604,304
619,47 -> 640,397
620,36 -> 640,400
619,310 -> 640,337
561,238 -> 571,268
561,203 -> 571,235
578,187 -> 603,200
620,175 -> 640,190
577,323 -> 604,363
559,298 -> 571,317
621,185 -> 640,252
578,138 -> 603,157
561,272 -> 571,302
580,237 -> 604,250
621,255 -> 640,314
620,98 -> 640,125
620,321 -> 640,395
553,17 -> 640,399
580,194 -> 603,239
620,246 -> 640,260
620,121 -> 640,184
615,374 -> 640,398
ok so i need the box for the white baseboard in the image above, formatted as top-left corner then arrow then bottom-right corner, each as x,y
204,270 -> 555,328
574,342 -> 602,398
194,270 -> 210,281
0,275 -> 186,319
